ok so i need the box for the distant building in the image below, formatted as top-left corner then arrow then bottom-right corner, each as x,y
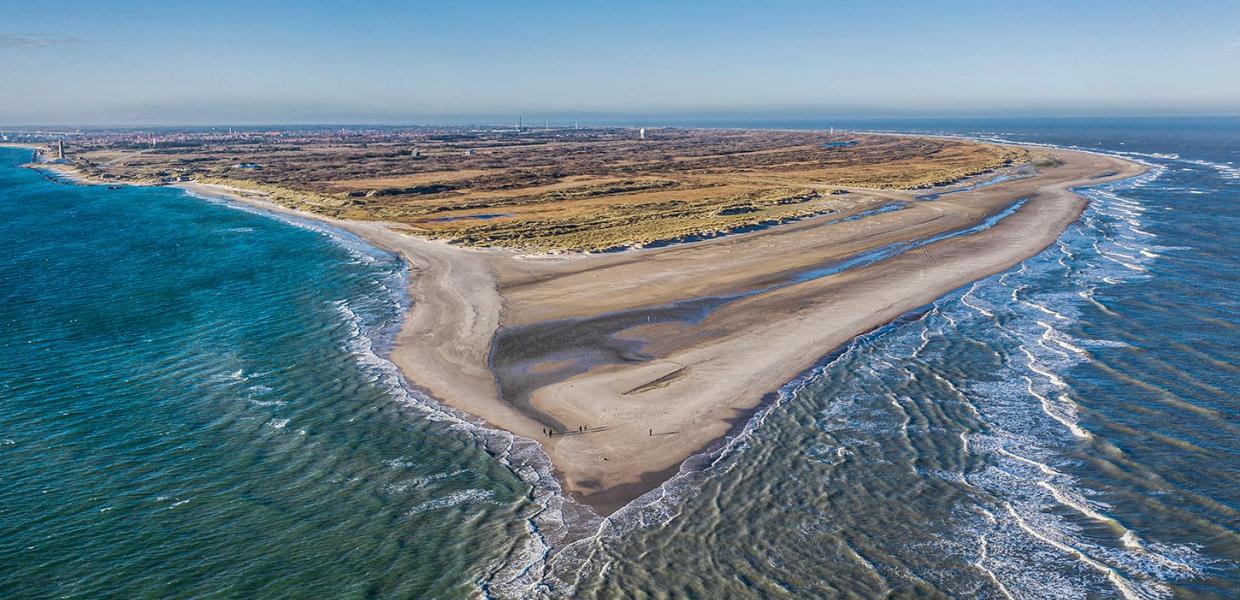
639,128 -> 646,140
42,140 -> 69,164
235,162 -> 262,170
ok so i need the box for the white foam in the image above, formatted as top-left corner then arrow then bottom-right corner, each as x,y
1024,300 -> 1069,320
1003,503 -> 1151,600
961,283 -> 995,317
932,155 -> 1213,597
1039,321 -> 1088,356
1023,375 -> 1089,439
973,508 -> 1018,600
1113,151 -> 1180,160
406,488 -> 496,516
1019,347 -> 1066,388
1182,158 -> 1240,180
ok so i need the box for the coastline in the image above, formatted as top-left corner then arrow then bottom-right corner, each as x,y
19,142 -> 1146,517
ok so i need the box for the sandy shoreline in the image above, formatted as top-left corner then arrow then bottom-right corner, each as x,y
18,141 -> 1145,516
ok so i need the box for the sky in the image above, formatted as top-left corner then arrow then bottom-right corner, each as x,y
1,0 -> 1238,125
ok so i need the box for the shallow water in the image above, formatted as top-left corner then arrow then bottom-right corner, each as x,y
2,117 -> 1237,599
0,151 -> 547,597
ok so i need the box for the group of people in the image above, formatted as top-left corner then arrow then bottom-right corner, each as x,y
541,424 -> 590,437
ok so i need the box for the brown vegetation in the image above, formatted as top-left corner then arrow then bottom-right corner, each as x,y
64,127 -> 1027,251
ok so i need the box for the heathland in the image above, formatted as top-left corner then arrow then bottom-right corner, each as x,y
61,127 -> 1023,251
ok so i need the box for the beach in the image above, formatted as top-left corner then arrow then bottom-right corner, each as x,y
156,145 -> 1144,514
6,2 -> 1236,595
9,119 -> 1235,598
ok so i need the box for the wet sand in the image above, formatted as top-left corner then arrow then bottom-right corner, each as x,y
484,147 -> 1142,514
488,149 -> 1143,513
34,142 -> 1143,516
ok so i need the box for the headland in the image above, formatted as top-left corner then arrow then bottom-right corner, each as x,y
21,127 -> 1143,514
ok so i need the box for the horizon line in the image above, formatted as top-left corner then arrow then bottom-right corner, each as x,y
3,114 -> 1239,130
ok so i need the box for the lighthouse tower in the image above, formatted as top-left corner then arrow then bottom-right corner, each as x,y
56,139 -> 65,161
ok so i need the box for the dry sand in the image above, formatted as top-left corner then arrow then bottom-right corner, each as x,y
31,142 -> 1143,516
478,148 -> 1144,513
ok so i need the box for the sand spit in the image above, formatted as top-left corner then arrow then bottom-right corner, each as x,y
479,148 -> 1143,513
28,144 -> 1142,516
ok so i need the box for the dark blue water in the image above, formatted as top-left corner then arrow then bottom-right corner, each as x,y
2,117 -> 1237,599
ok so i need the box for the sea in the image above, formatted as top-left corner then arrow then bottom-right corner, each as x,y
0,117 -> 1236,599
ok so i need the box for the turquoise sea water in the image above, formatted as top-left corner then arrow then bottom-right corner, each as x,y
0,150 -> 541,597
1,118 -> 1237,598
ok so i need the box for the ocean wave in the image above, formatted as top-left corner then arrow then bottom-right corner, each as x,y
406,489 -> 496,516
961,283 -> 996,317
1181,158 -> 1240,180
843,154 -> 1214,598
1113,151 -> 1180,160
966,166 -> 1212,597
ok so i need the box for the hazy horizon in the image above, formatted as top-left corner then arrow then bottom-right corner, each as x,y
5,115 -> 1240,131
2,0 -> 1238,125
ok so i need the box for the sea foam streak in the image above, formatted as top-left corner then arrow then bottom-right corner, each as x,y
939,153 -> 1204,598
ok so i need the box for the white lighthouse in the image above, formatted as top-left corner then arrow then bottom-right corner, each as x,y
639,128 -> 646,140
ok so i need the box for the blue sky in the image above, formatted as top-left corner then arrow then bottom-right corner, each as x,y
1,0 -> 1238,125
